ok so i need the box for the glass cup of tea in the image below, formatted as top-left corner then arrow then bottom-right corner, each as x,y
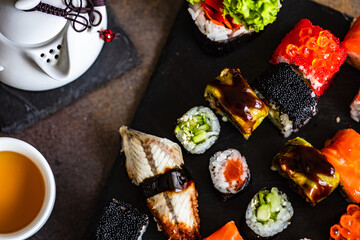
0,137 -> 56,240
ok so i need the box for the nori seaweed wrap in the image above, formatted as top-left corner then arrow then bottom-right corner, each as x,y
271,137 -> 340,205
252,63 -> 318,138
204,68 -> 268,140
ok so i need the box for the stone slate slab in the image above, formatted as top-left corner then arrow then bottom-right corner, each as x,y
0,7 -> 141,134
84,1 -> 360,240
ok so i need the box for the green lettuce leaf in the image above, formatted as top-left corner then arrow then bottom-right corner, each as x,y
223,0 -> 281,32
186,0 -> 202,5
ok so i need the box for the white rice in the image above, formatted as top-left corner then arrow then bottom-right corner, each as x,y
209,149 -> 249,194
187,3 -> 253,42
350,92 -> 360,122
245,189 -> 294,238
175,106 -> 220,154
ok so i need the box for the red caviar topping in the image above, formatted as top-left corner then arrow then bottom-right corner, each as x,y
330,205 -> 360,239
271,19 -> 347,96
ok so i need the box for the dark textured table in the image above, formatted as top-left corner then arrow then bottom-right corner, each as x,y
0,0 -> 359,239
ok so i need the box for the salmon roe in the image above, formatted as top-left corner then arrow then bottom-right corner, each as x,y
330,204 -> 360,240
271,19 -> 347,96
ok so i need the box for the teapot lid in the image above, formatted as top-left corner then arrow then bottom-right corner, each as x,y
0,0 -> 67,45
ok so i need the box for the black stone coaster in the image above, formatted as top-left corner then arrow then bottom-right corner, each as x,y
84,1 -> 360,240
0,7 -> 141,134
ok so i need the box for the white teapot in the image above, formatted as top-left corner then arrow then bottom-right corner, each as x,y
0,0 -> 107,91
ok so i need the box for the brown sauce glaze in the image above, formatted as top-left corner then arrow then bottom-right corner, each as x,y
274,144 -> 336,203
140,168 -> 192,198
208,69 -> 265,122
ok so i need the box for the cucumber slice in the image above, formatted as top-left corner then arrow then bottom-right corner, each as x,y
197,124 -> 210,131
192,131 -> 207,144
266,192 -> 281,213
256,204 -> 271,222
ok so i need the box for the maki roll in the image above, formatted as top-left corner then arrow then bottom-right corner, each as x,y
209,149 -> 250,201
330,204 -> 360,239
187,0 -> 282,55
203,221 -> 244,240
272,137 -> 340,205
204,68 -> 268,139
350,89 -> 360,122
174,106 -> 220,154
342,14 -> 360,70
252,63 -> 318,138
245,187 -> 293,239
95,199 -> 149,240
321,129 -> 360,203
271,19 -> 347,96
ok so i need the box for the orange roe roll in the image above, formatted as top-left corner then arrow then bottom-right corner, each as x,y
271,19 -> 347,96
330,204 -> 360,240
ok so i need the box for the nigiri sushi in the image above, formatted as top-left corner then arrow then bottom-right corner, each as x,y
174,106 -> 220,154
204,68 -> 268,139
187,0 -> 282,54
95,199 -> 149,240
119,126 -> 201,240
209,149 -> 250,201
321,129 -> 360,203
330,204 -> 360,240
203,221 -> 244,240
342,14 -> 360,70
271,19 -> 347,96
244,187 -> 293,239
272,137 -> 339,205
252,63 -> 318,138
350,89 -> 360,122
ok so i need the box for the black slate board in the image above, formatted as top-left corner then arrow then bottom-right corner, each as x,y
0,7 -> 140,134
84,0 -> 360,239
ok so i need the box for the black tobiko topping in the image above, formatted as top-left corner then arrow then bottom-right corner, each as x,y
140,168 -> 192,198
252,63 -> 318,129
96,199 -> 149,240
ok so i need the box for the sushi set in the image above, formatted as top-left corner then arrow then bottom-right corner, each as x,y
84,0 -> 360,239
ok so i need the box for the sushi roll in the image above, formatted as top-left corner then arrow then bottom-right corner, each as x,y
204,68 -> 268,139
350,89 -> 360,122
330,204 -> 360,240
120,126 -> 201,240
95,199 -> 149,240
187,0 -> 282,55
272,137 -> 340,205
209,149 -> 250,201
321,129 -> 360,203
271,19 -> 347,96
252,63 -> 318,138
342,14 -> 360,70
245,187 -> 293,238
203,221 -> 244,240
174,106 -> 220,154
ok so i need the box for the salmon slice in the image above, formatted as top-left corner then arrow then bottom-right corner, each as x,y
120,126 -> 201,240
342,14 -> 360,69
120,126 -> 184,186
321,129 -> 360,203
203,221 -> 244,240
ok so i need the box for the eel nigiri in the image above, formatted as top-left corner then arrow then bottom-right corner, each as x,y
203,221 -> 244,240
342,14 -> 360,70
120,126 -> 201,240
321,129 -> 360,203
272,137 -> 339,205
350,89 -> 360,122
204,68 -> 268,139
